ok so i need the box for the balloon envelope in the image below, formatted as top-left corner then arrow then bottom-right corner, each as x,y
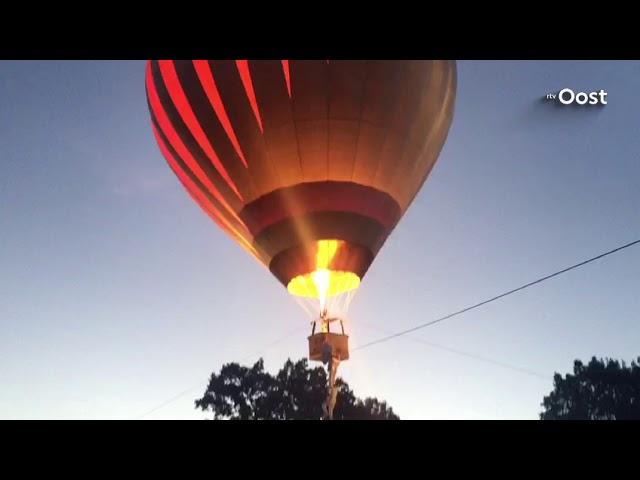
146,60 -> 456,308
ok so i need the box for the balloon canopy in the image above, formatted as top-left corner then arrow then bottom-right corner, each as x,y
146,60 -> 456,314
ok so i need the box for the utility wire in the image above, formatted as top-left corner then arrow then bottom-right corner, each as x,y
237,326 -> 308,364
135,326 -> 306,419
353,238 -> 640,352
359,321 -> 550,380
135,384 -> 204,420
137,237 -> 640,418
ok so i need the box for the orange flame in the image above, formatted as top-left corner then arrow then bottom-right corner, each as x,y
287,240 -> 360,306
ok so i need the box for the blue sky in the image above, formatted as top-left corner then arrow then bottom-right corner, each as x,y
1,60 -> 638,419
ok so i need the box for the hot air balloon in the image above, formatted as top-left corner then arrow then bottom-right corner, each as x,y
146,60 -> 456,418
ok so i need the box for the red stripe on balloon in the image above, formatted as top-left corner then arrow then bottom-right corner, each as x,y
146,62 -> 242,223
151,123 -> 231,234
281,60 -> 291,97
192,60 -> 248,168
235,60 -> 264,133
157,60 -> 243,200
152,123 -> 255,253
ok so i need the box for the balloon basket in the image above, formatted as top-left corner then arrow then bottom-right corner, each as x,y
307,313 -> 349,419
308,332 -> 349,362
308,313 -> 349,362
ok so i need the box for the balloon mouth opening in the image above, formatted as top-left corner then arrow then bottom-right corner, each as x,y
287,270 -> 360,309
286,239 -> 361,311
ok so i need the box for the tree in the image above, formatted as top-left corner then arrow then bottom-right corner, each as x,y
195,358 -> 399,420
540,356 -> 640,420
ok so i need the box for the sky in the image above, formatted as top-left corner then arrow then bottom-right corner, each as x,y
1,60 -> 638,420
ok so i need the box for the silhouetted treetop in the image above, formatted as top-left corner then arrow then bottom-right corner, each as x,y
195,358 -> 399,420
541,356 -> 640,420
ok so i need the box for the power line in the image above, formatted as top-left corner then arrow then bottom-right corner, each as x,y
135,383 -> 203,420
135,326 -> 306,419
137,237 -> 640,418
353,238 -> 640,353
359,321 -> 550,380
237,325 -> 308,363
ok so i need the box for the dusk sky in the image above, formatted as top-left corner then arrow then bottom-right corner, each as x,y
1,60 -> 638,419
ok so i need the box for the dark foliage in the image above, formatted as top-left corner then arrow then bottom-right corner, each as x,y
195,358 -> 399,420
541,356 -> 640,420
